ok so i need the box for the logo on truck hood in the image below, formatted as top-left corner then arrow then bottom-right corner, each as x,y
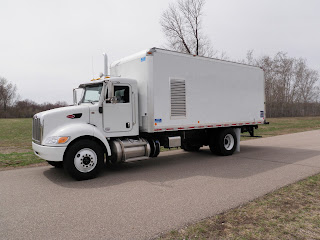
67,113 -> 82,119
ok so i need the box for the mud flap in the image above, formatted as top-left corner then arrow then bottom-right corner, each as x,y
234,128 -> 241,152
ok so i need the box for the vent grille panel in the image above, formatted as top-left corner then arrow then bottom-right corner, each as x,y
170,79 -> 186,117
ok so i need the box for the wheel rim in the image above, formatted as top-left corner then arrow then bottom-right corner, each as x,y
224,134 -> 234,151
74,148 -> 97,173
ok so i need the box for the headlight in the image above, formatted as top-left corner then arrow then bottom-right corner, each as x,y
45,136 -> 70,144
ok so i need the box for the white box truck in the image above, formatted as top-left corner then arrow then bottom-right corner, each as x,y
32,48 -> 266,180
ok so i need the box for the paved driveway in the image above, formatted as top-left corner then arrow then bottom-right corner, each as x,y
1,130 -> 320,240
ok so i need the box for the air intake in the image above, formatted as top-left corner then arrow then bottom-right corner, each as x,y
170,79 -> 186,117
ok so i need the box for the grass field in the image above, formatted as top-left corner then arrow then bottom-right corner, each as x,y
241,116 -> 320,139
1,117 -> 320,168
0,118 -> 43,168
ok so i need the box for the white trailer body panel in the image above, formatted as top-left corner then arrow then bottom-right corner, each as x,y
111,48 -> 265,133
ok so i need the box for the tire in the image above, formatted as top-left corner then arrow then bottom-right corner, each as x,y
47,161 -> 63,168
210,128 -> 237,156
146,138 -> 160,157
209,132 -> 220,154
64,140 -> 104,180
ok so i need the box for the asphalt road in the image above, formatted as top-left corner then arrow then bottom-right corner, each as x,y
1,130 -> 320,240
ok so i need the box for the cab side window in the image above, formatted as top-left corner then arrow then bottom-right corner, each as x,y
107,86 -> 130,103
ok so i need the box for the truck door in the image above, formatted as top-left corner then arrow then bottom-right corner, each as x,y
103,84 -> 133,133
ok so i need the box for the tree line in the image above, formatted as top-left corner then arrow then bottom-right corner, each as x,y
0,77 -> 67,118
243,51 -> 320,117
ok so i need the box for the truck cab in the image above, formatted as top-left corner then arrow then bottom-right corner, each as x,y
78,78 -> 139,137
32,77 -> 148,180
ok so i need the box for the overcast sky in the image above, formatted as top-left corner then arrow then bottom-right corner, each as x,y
0,0 -> 319,104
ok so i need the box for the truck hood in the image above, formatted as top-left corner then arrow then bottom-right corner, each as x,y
35,105 -> 90,120
35,105 -> 90,140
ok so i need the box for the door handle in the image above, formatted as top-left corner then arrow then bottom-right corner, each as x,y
126,122 -> 130,128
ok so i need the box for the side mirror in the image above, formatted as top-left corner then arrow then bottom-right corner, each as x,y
106,96 -> 117,104
107,81 -> 114,99
73,88 -> 84,106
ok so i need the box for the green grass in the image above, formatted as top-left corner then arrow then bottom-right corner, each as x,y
0,118 -> 33,150
0,118 -> 43,168
242,117 -> 320,140
0,152 -> 44,167
159,174 -> 320,240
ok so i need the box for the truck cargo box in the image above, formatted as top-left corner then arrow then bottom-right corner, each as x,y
110,48 -> 265,133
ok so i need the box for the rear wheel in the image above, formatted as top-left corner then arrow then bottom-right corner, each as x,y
210,128 -> 237,156
146,138 -> 160,157
64,140 -> 104,180
209,133 -> 219,154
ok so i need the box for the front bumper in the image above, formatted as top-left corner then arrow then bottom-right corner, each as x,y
32,142 -> 66,162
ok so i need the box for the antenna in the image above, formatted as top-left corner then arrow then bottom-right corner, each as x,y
91,56 -> 94,79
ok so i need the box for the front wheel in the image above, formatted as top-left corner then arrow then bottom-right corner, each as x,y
64,140 -> 104,180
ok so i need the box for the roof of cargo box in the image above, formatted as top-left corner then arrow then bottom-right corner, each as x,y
110,47 -> 263,71
110,49 -> 150,67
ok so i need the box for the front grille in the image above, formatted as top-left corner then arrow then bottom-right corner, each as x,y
32,116 -> 43,144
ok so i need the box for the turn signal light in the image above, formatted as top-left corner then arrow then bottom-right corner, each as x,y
58,137 -> 69,144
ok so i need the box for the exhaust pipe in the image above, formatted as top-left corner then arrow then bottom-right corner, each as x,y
103,53 -> 108,76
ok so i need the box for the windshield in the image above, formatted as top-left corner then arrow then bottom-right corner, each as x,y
81,83 -> 103,103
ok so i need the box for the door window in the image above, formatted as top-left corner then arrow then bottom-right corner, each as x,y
107,86 -> 130,103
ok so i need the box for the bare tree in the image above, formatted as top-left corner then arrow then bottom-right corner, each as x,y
160,0 -> 215,57
0,77 -> 18,118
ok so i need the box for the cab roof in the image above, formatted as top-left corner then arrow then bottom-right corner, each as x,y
79,77 -> 137,88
